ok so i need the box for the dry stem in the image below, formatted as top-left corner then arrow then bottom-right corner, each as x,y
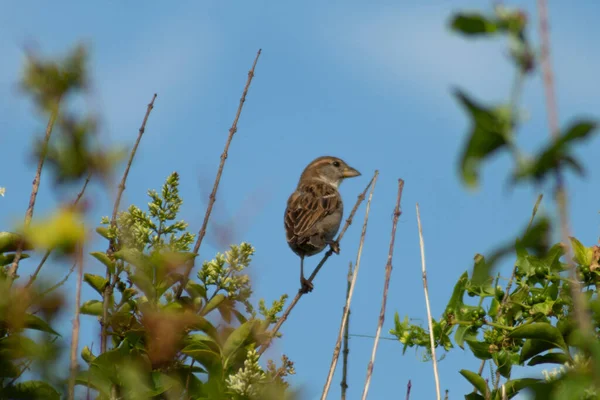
536,0 -> 595,355
340,262 -> 353,400
257,171 -> 378,356
176,49 -> 262,299
101,93 -> 157,353
68,243 -> 84,400
321,175 -> 378,400
9,102 -> 60,281
361,179 -> 404,400
416,203 -> 441,400
25,173 -> 91,288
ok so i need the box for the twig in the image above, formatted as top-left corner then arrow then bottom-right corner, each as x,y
406,380 -> 412,400
68,242 -> 84,400
321,175 -> 378,400
361,179 -> 405,400
340,262 -> 353,400
176,49 -> 262,299
9,103 -> 60,281
444,389 -> 449,400
25,173 -> 91,288
416,203 -> 441,400
257,172 -> 378,356
537,0 -> 595,357
101,93 -> 157,353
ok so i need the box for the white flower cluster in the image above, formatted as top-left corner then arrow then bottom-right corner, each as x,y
226,346 -> 266,397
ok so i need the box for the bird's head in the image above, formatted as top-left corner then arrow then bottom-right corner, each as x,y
298,156 -> 361,188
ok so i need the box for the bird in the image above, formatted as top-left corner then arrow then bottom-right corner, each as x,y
284,156 -> 361,293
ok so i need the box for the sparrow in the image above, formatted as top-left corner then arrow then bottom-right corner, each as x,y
284,156 -> 361,293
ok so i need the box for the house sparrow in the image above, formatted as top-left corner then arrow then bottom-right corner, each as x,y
284,156 -> 361,293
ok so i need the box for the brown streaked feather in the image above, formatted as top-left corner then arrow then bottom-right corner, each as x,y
284,182 -> 340,248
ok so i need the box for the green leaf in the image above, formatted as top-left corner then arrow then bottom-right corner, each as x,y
201,294 -> 226,316
81,300 -> 104,316
0,232 -> 33,253
24,314 -> 59,335
81,345 -> 96,364
450,13 -> 498,36
465,339 -> 493,360
95,226 -> 110,240
454,90 -> 511,188
222,320 -> 256,361
569,237 -> 592,266
460,369 -> 490,396
90,251 -> 115,274
528,352 -> 569,366
2,380 -> 60,400
520,338 -> 561,363
445,271 -> 469,315
502,378 -> 541,397
0,253 -> 30,267
510,323 -> 567,352
84,273 -> 108,296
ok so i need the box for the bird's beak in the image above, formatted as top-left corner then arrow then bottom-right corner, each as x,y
342,166 -> 361,178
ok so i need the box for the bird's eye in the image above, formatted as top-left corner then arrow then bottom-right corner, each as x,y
332,161 -> 340,167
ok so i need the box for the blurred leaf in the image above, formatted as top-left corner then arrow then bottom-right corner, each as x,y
454,90 -> 512,188
90,251 -> 115,274
0,232 -> 33,253
569,237 -> 592,266
202,294 -> 226,316
0,253 -> 30,267
513,120 -> 598,183
510,323 -> 567,352
84,273 -> 108,296
2,380 -> 60,400
222,320 -> 256,362
450,13 -> 499,35
502,378 -> 541,398
81,345 -> 96,364
81,300 -> 104,316
460,369 -> 490,396
24,314 -> 59,335
24,208 -> 85,251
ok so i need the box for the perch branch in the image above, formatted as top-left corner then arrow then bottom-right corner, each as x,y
416,203 -> 441,400
361,179 -> 404,400
176,49 -> 262,299
257,171 -> 378,356
321,175 -> 378,400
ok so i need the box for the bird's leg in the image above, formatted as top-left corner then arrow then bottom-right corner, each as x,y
299,256 -> 313,293
326,240 -> 340,255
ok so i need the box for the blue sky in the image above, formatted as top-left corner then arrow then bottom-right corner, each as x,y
2,1 -> 600,399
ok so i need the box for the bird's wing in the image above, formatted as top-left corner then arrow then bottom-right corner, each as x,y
285,182 -> 340,243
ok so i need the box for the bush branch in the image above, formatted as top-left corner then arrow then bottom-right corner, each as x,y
101,93 -> 157,353
257,171 -> 378,356
416,203 -> 441,400
321,173 -> 378,400
361,179 -> 404,400
176,49 -> 262,299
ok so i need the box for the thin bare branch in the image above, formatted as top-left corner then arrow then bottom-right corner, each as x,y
101,93 -> 157,353
406,380 -> 412,400
416,203 -> 441,400
537,0 -> 595,358
68,243 -> 84,400
25,173 -> 91,288
321,175 -> 378,400
176,49 -> 262,299
341,262 -> 353,400
9,102 -> 60,281
361,179 -> 404,400
257,171 -> 378,356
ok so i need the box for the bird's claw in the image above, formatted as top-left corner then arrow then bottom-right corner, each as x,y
328,240 -> 340,255
300,277 -> 314,294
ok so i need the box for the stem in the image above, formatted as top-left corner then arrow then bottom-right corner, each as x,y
406,380 -> 412,400
101,93 -> 157,353
361,179 -> 404,400
257,172 -> 378,356
9,101 -> 60,282
176,49 -> 262,299
416,203 -> 441,400
340,262 -> 353,400
68,242 -> 84,400
321,174 -> 378,400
